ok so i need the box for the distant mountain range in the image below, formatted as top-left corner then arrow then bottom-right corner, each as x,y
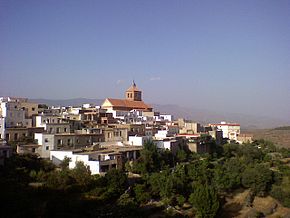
153,104 -> 289,129
31,98 -> 104,107
31,98 -> 289,129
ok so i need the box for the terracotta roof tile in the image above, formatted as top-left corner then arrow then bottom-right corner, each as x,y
106,98 -> 152,110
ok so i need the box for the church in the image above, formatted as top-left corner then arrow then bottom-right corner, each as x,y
102,82 -> 153,112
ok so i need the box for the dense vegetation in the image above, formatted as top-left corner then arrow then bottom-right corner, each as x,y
1,139 -> 290,217
274,126 -> 290,130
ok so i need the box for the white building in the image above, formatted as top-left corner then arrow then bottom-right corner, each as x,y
34,132 -> 103,158
128,135 -> 152,146
154,114 -> 174,122
154,125 -> 179,140
34,115 -> 70,134
50,145 -> 142,175
35,115 -> 61,128
50,150 -> 100,175
0,140 -> 13,166
154,138 -> 180,155
0,101 -> 26,128
0,118 -> 4,139
0,98 -> 34,139
154,130 -> 170,139
209,122 -> 240,141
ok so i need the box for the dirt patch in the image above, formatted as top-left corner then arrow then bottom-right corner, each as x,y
253,196 -> 277,215
222,189 -> 290,217
221,189 -> 250,218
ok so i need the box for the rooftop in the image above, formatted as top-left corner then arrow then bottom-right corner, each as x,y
106,98 -> 152,110
126,81 -> 140,92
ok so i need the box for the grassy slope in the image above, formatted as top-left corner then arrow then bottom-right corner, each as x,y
243,129 -> 290,148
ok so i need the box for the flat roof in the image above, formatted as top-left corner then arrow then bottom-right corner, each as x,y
40,133 -> 102,136
52,145 -> 142,156
209,123 -> 240,126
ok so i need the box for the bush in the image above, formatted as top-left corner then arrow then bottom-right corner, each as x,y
270,185 -> 290,208
176,195 -> 186,207
118,192 -> 137,208
134,184 -> 151,204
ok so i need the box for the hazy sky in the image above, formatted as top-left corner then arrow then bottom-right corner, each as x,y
0,0 -> 290,120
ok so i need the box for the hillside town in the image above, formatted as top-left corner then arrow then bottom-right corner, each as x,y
0,82 -> 252,172
2,83 -> 290,218
2,0 -> 290,217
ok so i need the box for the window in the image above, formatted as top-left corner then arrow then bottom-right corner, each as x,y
46,146 -> 49,150
67,139 -> 71,145
56,128 -> 60,133
57,139 -> 61,145
64,128 -> 67,132
32,148 -> 36,153
45,138 -> 49,143
32,108 -> 35,111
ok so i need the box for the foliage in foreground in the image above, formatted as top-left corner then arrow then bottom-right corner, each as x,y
1,139 -> 290,217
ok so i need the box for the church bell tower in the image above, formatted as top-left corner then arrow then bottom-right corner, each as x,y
125,81 -> 142,101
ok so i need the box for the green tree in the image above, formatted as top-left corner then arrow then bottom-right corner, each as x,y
160,149 -> 175,168
71,161 -> 92,189
187,159 -> 212,184
189,183 -> 220,218
148,168 -> 174,201
105,168 -> 128,196
46,170 -> 75,190
172,164 -> 188,196
242,164 -> 273,196
214,158 -> 243,191
133,141 -> 161,174
223,143 -> 239,158
59,156 -> 71,170
177,149 -> 187,163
